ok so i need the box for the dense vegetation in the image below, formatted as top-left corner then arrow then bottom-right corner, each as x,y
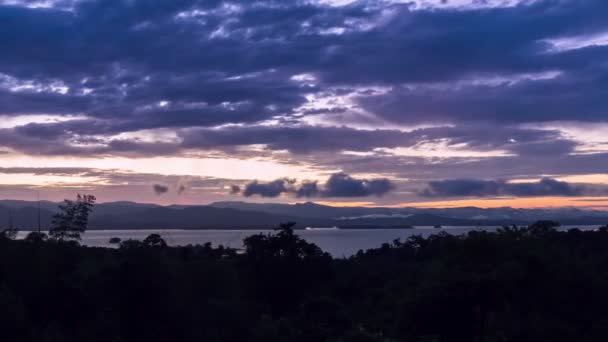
0,219 -> 607,341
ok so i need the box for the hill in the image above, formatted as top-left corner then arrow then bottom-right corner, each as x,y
0,200 -> 606,230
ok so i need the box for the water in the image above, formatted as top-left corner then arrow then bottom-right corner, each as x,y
18,225 -> 600,257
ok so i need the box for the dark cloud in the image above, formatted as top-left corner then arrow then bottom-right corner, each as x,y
507,139 -> 578,157
295,181 -> 320,198
0,0 -> 607,136
0,0 -> 326,129
420,178 -> 587,197
152,184 -> 169,195
242,178 -> 294,198
229,184 -> 241,195
0,120 -> 578,167
177,177 -> 190,195
4,119 -> 579,157
181,124 -> 574,155
1,0 -> 608,204
326,151 -> 608,184
0,124 -> 182,157
359,66 -> 608,124
322,172 -> 394,197
0,167 -> 94,175
240,173 -> 394,198
180,125 -> 416,153
315,1 -> 608,86
400,125 -> 576,157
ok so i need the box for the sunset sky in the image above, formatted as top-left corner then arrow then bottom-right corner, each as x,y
1,0 -> 607,208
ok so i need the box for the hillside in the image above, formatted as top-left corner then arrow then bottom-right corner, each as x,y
0,200 -> 606,230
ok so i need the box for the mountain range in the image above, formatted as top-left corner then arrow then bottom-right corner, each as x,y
0,200 -> 607,230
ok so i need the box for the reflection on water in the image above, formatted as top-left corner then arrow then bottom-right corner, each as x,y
17,226 -> 599,258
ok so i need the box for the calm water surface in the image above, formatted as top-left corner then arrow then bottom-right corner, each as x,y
18,226 -> 599,257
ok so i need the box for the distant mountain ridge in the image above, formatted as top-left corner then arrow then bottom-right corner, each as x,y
0,200 -> 607,230
209,201 -> 608,223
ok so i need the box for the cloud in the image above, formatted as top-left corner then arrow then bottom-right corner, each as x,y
242,178 -> 294,198
420,178 -> 588,197
3,119 -> 580,158
1,0 -> 607,137
295,181 -> 320,198
1,0 -> 608,205
240,173 -> 394,198
358,67 -> 608,125
180,124 -> 576,156
153,184 -> 169,195
0,167 -> 95,175
322,172 -> 394,197
180,125 -> 417,153
229,184 -> 241,195
177,177 -> 191,195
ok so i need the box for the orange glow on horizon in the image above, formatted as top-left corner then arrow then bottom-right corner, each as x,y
395,197 -> 608,209
315,201 -> 376,207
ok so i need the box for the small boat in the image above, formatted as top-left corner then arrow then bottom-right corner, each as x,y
433,225 -> 442,229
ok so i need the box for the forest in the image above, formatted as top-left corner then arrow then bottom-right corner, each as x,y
1,216 -> 608,341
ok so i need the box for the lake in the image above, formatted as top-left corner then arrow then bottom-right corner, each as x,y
18,225 -> 600,257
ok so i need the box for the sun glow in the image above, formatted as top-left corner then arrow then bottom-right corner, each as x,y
0,154 -> 325,183
0,114 -> 86,129
399,197 -> 608,210
0,173 -> 105,187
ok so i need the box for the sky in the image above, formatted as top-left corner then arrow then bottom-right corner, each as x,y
1,0 -> 608,208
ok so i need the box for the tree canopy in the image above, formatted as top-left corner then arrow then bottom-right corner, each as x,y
50,194 -> 96,241
0,221 -> 607,341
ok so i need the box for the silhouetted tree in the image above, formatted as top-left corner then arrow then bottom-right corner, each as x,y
119,239 -> 145,249
0,221 -> 607,341
24,231 -> 48,243
334,328 -> 386,342
244,222 -> 327,260
243,222 -> 332,315
0,228 -> 18,240
528,220 -> 560,236
109,237 -> 122,244
50,194 -> 96,241
2,207 -> 18,240
143,234 -> 167,248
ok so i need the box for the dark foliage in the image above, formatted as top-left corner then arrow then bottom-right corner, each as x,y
50,194 -> 96,241
1,228 -> 18,240
24,231 -> 47,243
143,233 -> 167,248
1,222 -> 608,341
108,237 -> 122,244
